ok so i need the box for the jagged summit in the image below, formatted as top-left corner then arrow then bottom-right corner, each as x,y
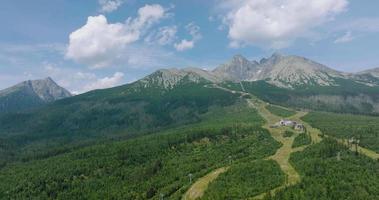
213,54 -> 260,81
211,53 -> 344,88
140,53 -> 379,90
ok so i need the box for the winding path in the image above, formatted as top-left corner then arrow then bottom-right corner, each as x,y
182,84 -> 378,200
182,167 -> 229,200
247,100 -> 321,199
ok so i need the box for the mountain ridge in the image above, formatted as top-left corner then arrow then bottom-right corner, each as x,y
0,77 -> 71,113
140,53 -> 379,89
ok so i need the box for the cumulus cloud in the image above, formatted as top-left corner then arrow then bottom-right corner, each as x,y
174,22 -> 202,51
219,0 -> 348,48
99,0 -> 124,13
42,62 -> 125,94
82,72 -> 125,92
334,31 -> 354,44
66,4 -> 168,68
174,39 -> 194,51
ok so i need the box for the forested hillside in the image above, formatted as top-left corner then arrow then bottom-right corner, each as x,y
302,112 -> 379,153
0,80 -> 239,166
0,103 -> 281,199
266,139 -> 379,200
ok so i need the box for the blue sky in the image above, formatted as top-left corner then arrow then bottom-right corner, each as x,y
1,0 -> 379,93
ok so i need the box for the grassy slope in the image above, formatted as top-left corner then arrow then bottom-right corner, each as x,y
266,105 -> 296,118
266,139 -> 379,200
0,102 -> 281,200
302,112 -> 379,153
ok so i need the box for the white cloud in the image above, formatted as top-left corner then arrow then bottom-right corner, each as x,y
334,31 -> 354,44
145,26 -> 177,45
174,39 -> 194,51
219,0 -> 348,49
174,22 -> 202,51
82,72 -> 124,92
66,4 -> 168,68
99,0 -> 124,13
186,23 -> 202,41
42,62 -> 125,94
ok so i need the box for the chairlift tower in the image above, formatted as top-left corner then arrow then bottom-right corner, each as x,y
188,173 -> 193,184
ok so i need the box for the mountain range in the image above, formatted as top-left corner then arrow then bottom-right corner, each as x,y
0,77 -> 71,113
1,53 -> 379,199
145,53 -> 379,89
1,53 -> 379,115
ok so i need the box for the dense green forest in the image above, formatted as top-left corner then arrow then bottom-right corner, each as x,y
292,133 -> 312,148
0,102 -> 281,199
202,160 -> 284,199
0,80 -> 240,166
302,112 -> 379,153
2,77 -> 379,199
266,105 -> 296,118
283,130 -> 294,138
265,139 -> 379,200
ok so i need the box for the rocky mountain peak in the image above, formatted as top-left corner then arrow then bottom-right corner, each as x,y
27,77 -> 72,101
138,53 -> 379,90
0,77 -> 72,113
230,54 -> 250,65
139,68 -> 217,89
212,54 -> 260,81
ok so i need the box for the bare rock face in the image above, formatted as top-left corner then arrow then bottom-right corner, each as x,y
0,77 -> 71,112
27,77 -> 72,101
138,68 -> 221,89
212,55 -> 260,81
257,55 -> 343,88
212,53 -> 345,89
139,53 -> 379,90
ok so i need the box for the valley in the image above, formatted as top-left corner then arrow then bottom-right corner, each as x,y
1,55 -> 379,199
3,1 -> 379,199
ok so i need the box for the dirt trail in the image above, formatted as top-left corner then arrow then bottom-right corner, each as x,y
183,84 -> 378,200
183,85 -> 321,200
246,100 -> 321,199
182,167 -> 229,200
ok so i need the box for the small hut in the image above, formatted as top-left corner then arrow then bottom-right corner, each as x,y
294,124 -> 305,132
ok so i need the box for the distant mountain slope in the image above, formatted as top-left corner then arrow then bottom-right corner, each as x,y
132,53 -> 379,91
138,67 -> 221,89
358,68 -> 379,78
0,77 -> 71,113
212,53 -> 346,88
